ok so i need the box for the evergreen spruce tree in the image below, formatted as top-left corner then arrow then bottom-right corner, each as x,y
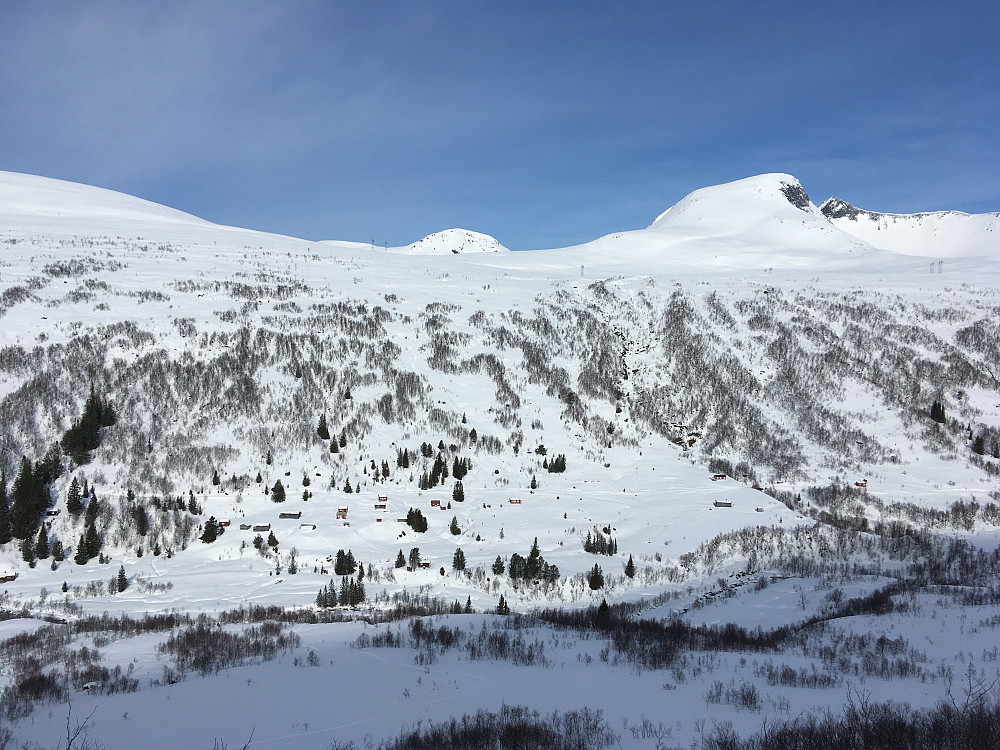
211,470 -> 220,486
624,554 -> 636,578
492,556 -> 505,575
84,522 -> 100,559
587,564 -> 605,590
450,516 -> 461,535
452,480 -> 465,503
317,414 -> 330,440
11,457 -> 42,540
117,565 -> 127,592
395,550 -> 406,568
67,477 -> 83,515
200,517 -> 219,543
271,480 -> 286,503
496,595 -> 509,615
74,533 -> 89,565
339,429 -> 347,448
344,478 -> 353,493
973,435 -> 986,455
452,547 -> 466,571
267,530 -> 279,550
464,596 -> 473,614
20,535 -> 36,565
0,469 -> 11,545
530,475 -> 537,490
408,547 -> 421,569
35,524 -> 49,559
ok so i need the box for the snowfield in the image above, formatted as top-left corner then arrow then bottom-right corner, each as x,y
0,170 -> 998,748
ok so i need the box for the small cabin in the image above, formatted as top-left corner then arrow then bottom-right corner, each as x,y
45,509 -> 61,517
713,500 -> 733,508
299,523 -> 316,531
374,502 -> 387,510
239,523 -> 252,530
336,509 -> 348,520
378,495 -> 388,502
376,517 -> 382,522
855,480 -> 867,488
418,561 -> 431,568
755,507 -> 764,513
397,517 -> 408,522
278,511 -> 302,519
509,498 -> 522,505
712,474 -> 726,481
430,499 -> 441,507
0,572 -> 18,583
218,519 -> 231,527
253,523 -> 271,532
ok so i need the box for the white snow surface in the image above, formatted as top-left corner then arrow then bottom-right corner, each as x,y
0,170 -> 999,749
821,196 -> 1000,258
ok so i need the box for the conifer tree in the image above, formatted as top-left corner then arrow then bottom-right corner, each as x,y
624,554 -> 636,578
452,547 -> 466,571
450,516 -> 461,535
587,564 -> 605,590
452,480 -> 465,503
0,469 -> 11,545
492,555 -> 505,575
395,549 -> 406,568
317,414 -> 330,440
496,595 -> 509,615
201,517 -> 220,543
464,596 -> 473,614
117,565 -> 127,592
67,477 -> 83,515
35,524 -> 49,559
408,547 -> 421,569
271,480 -> 286,503
339,429 -> 347,448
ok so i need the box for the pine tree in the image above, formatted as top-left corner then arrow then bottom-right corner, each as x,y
587,564 -> 604,590
408,547 -> 421,569
267,530 -> 279,550
492,556 -> 505,575
973,435 -> 986,455
452,480 -> 465,503
496,595 -> 510,615
317,414 -> 330,440
450,516 -> 461,535
116,565 -> 127,592
0,469 -> 11,545
20,535 -> 36,565
35,524 -> 49,559
211,470 -> 220,486
67,477 -> 83,515
624,554 -> 636,578
339,429 -> 347,448
452,547 -> 466,571
344,478 -> 353,493
395,549 -> 406,568
271,480 -> 286,503
74,533 -> 89,565
11,457 -> 42,540
84,521 -> 100,559
530,475 -> 537,490
201,517 -> 219,543
464,596 -> 473,614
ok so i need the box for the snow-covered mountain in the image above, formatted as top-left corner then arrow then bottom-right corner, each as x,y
395,227 -> 509,255
0,170 -> 998,750
820,195 -> 1000,258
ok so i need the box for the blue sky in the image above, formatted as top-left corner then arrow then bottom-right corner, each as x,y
2,1 -> 998,250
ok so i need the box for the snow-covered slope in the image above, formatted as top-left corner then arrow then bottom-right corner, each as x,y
1,169 -> 999,750
522,174 -> 891,272
395,227 -> 509,255
820,196 -> 1000,257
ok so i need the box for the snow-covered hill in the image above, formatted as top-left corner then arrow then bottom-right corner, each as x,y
0,170 -> 999,750
820,195 -> 1000,258
394,227 -> 509,255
